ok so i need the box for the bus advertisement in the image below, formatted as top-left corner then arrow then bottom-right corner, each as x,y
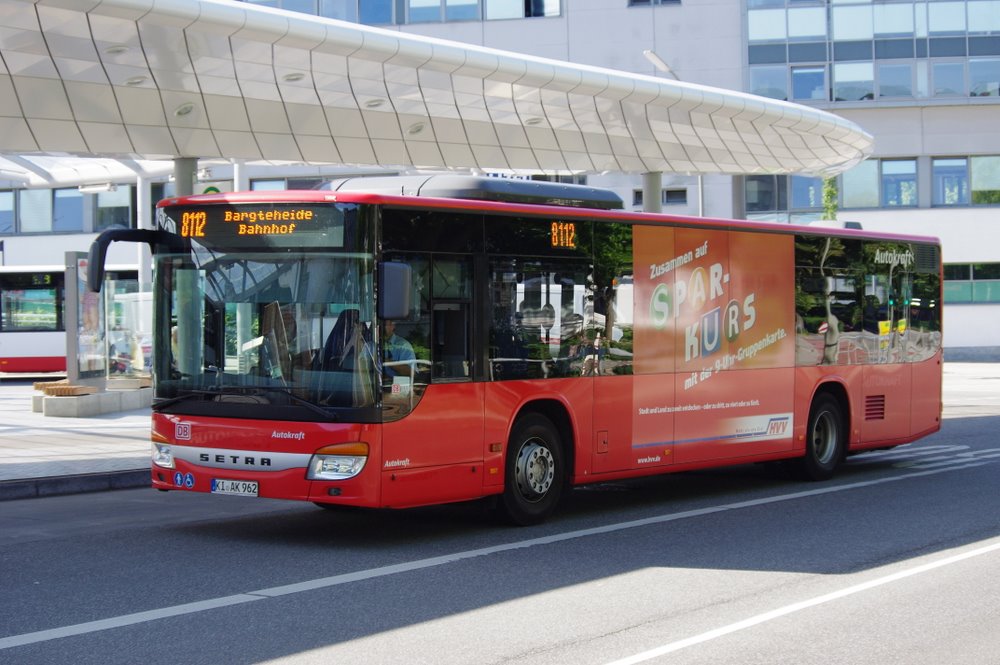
88,176 -> 942,524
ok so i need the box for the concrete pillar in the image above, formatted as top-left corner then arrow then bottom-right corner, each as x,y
232,158 -> 249,191
643,171 -> 662,213
173,157 -> 197,197
135,175 -> 153,289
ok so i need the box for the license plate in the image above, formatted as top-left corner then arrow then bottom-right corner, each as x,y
211,479 -> 259,497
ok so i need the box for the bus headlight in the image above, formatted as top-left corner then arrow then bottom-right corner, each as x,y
152,442 -> 175,469
307,443 -> 369,480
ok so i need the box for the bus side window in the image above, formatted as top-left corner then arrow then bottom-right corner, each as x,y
430,258 -> 472,381
433,303 -> 469,379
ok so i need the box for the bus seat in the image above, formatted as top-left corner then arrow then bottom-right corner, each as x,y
317,308 -> 361,372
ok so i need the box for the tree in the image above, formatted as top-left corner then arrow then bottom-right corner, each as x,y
822,177 -> 838,221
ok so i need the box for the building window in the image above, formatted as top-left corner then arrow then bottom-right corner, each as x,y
359,0 -> 395,24
94,187 -> 133,232
790,175 -> 824,210
408,0 -> 440,21
840,158 -> 920,209
748,9 -> 787,42
874,3 -> 914,38
0,191 -> 12,234
251,179 -> 286,191
944,262 -> 1000,303
744,174 -> 822,221
745,175 -> 786,213
792,65 -> 826,100
841,160 -> 879,209
971,155 -> 1000,203
632,188 -> 687,208
17,190 -> 52,233
970,58 -> 1000,96
932,61 -> 965,96
404,0 -> 479,21
750,65 -> 788,100
832,4 -> 873,41
881,159 -> 918,207
319,0 -> 358,21
485,0 -> 558,19
933,158 -> 970,205
969,1 -> 1000,34
446,0 -> 479,20
5,186 -> 134,234
878,62 -> 914,97
928,1 -> 966,34
664,189 -> 687,205
833,62 -> 874,101
788,6 -> 826,40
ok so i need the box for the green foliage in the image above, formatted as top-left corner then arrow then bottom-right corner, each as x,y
972,189 -> 1000,205
822,177 -> 838,221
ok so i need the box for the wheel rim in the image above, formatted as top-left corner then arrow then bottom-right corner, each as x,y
514,439 -> 556,502
811,411 -> 838,466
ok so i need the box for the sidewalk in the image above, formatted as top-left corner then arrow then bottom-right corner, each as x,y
0,379 -> 151,500
1,363 -> 997,502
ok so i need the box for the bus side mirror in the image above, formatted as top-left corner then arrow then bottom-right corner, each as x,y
86,228 -> 190,292
379,262 -> 411,320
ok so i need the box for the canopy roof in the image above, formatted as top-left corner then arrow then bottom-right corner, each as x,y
0,0 -> 872,186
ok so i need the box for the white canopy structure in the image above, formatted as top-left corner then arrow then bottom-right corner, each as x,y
0,0 -> 873,187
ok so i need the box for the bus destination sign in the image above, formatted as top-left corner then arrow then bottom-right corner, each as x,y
159,204 -> 346,248
550,221 -> 577,249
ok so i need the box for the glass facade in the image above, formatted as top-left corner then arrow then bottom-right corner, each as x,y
1,186 -> 134,236
748,0 -> 1000,103
744,174 -> 825,223
944,262 -> 1000,302
242,0 -> 559,23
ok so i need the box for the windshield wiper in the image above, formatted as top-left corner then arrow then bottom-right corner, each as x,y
251,386 -> 337,421
153,385 -> 336,421
152,388 -> 228,411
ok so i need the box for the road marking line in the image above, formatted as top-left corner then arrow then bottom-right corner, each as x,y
605,539 -> 1000,665
0,459 -> 995,651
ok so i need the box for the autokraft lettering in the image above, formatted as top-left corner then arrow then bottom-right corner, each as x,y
874,248 -> 914,268
384,458 -> 410,469
170,446 -> 309,472
271,430 -> 305,440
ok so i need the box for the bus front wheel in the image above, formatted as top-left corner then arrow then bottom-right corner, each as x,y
797,393 -> 845,481
499,414 -> 565,526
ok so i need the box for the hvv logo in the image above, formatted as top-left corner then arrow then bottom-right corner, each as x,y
767,417 -> 790,436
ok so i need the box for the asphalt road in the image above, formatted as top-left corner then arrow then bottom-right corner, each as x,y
1,368 -> 998,665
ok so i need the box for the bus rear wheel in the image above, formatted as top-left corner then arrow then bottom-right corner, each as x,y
796,393 -> 845,481
499,414 -> 565,526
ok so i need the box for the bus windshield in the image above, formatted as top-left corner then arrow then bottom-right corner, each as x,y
154,248 -> 378,420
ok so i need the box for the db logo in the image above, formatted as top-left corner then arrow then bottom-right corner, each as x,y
175,423 -> 192,440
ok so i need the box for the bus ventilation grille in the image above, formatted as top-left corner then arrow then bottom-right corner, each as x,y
865,395 -> 886,420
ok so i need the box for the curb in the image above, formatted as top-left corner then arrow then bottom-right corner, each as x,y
0,469 -> 150,501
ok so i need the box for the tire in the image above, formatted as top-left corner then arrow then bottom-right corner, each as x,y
498,414 -> 566,525
797,393 -> 845,481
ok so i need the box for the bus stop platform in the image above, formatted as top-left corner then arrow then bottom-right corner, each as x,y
0,379 -> 150,501
1,363 -> 998,502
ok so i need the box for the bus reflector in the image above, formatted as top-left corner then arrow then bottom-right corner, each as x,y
315,442 -> 369,457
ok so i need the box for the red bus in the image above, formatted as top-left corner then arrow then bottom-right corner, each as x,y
88,176 -> 942,524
